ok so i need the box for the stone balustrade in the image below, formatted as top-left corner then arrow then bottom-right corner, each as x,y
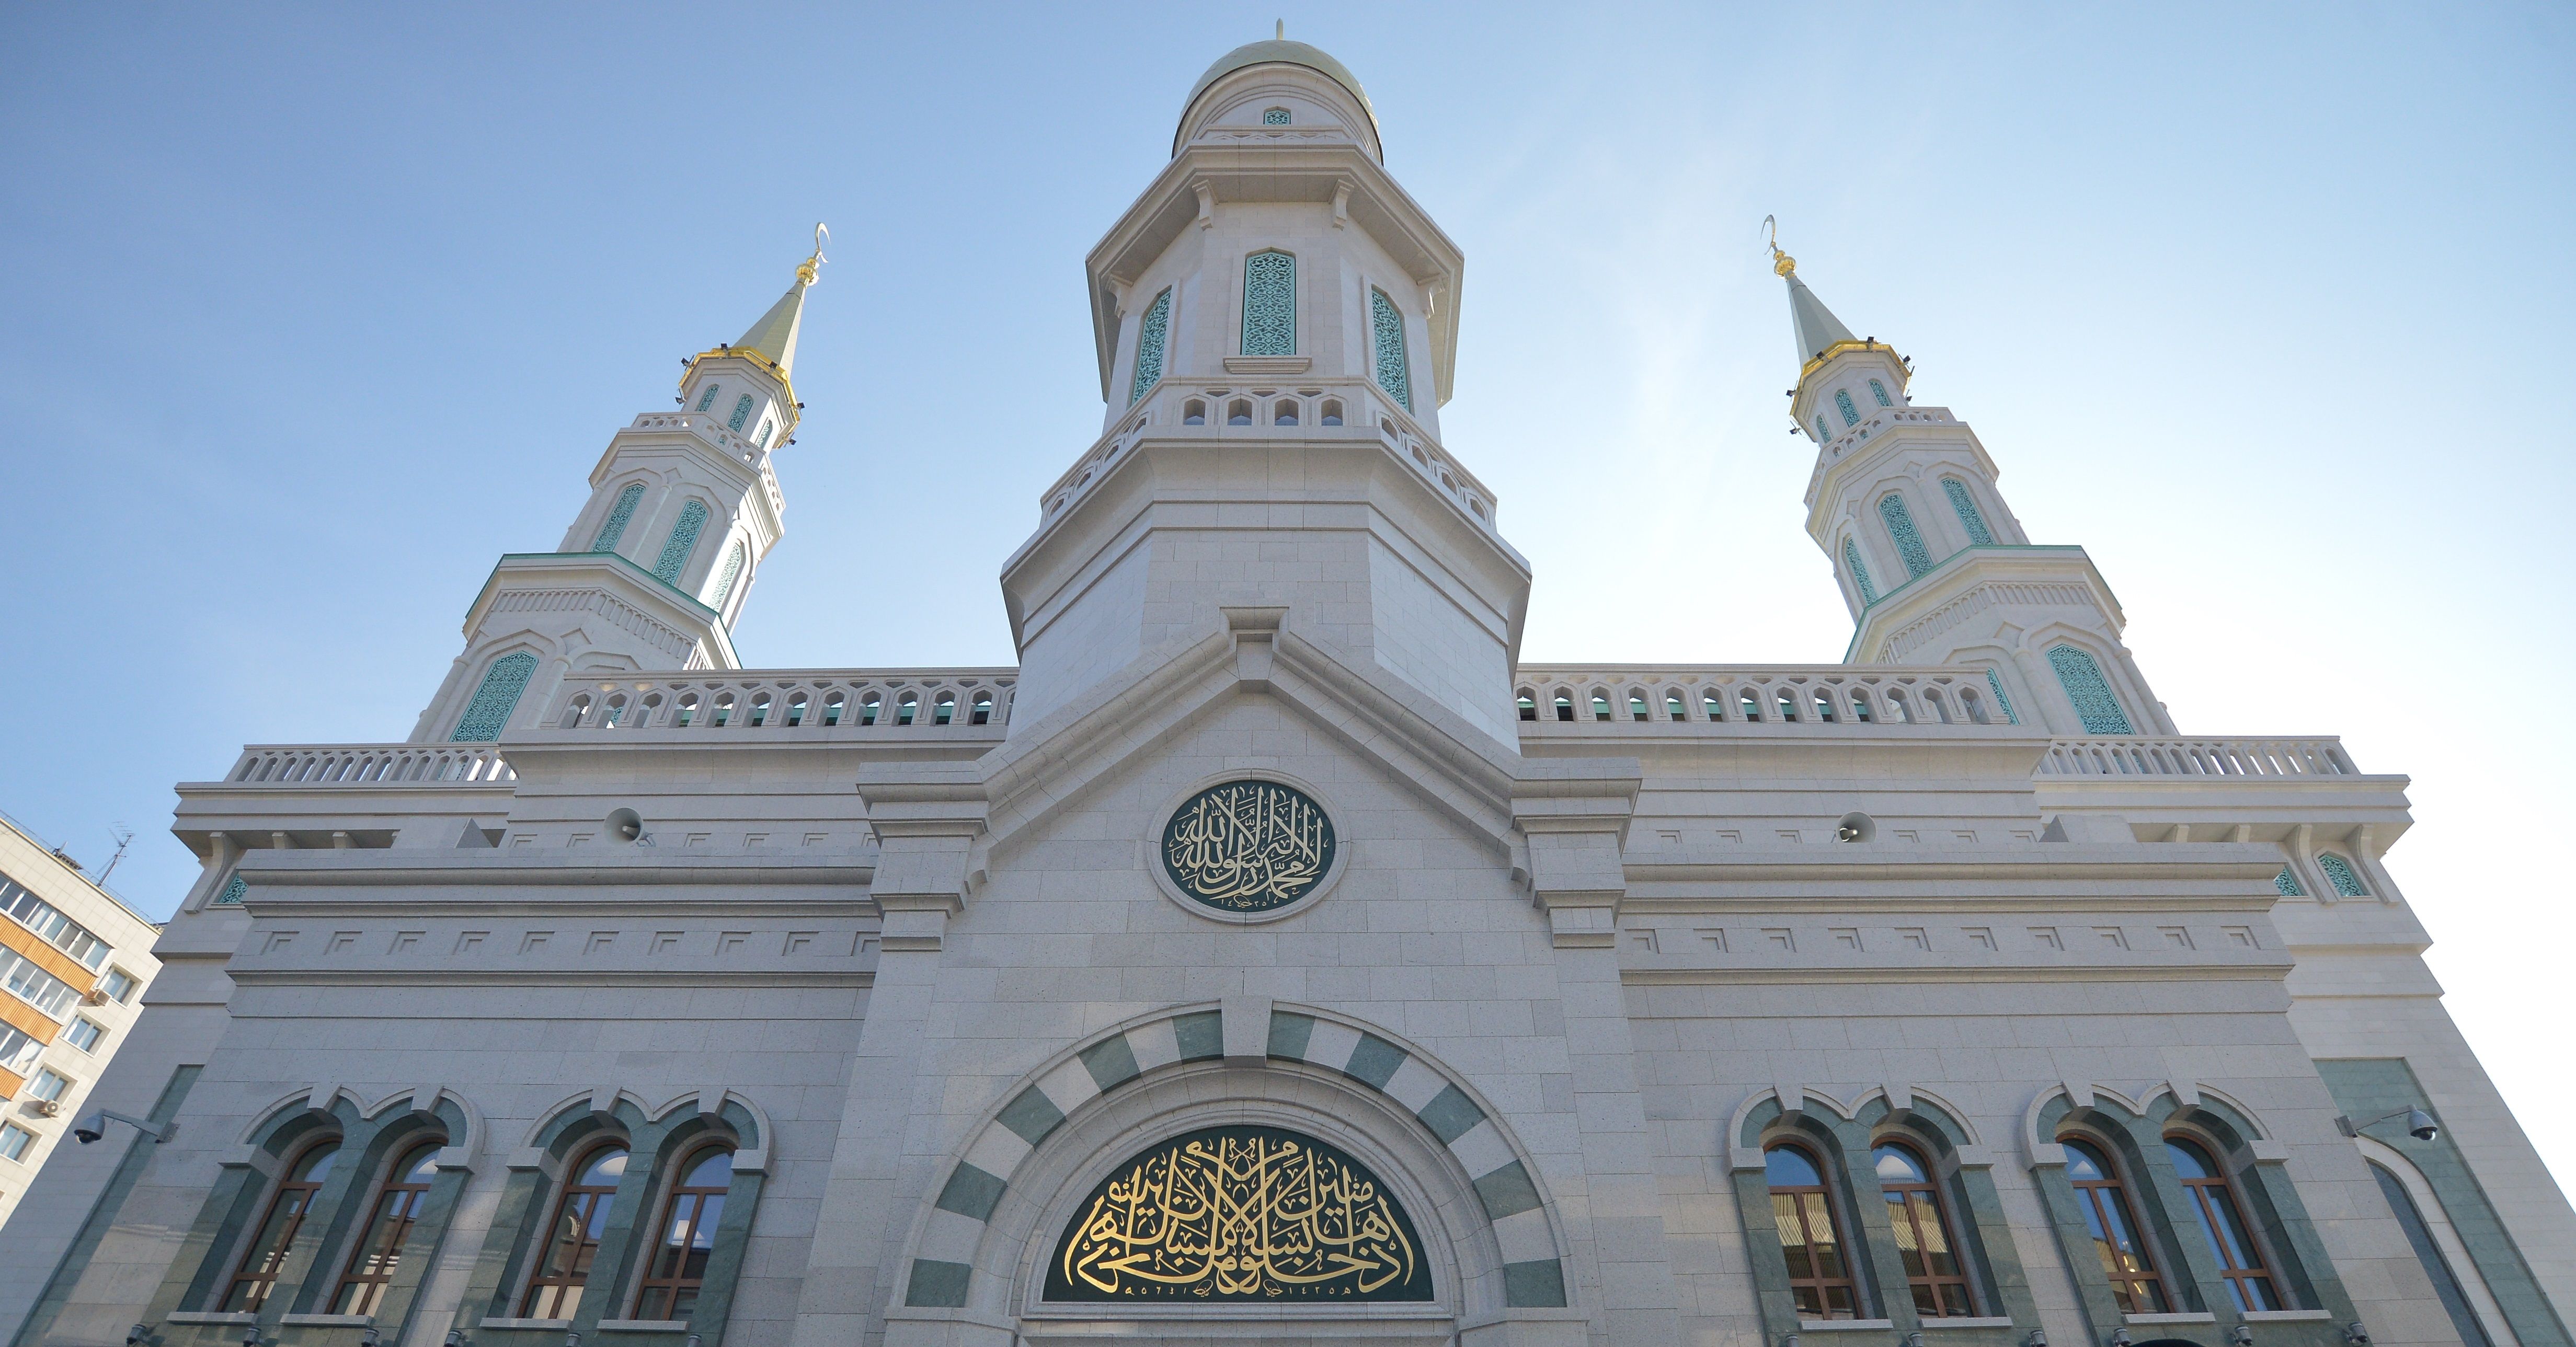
225,744 -> 516,785
625,411 -> 784,514
549,669 -> 1018,733
2035,736 -> 2359,777
1515,664 -> 2017,729
1804,404 -> 1959,505
1041,378 -> 1497,534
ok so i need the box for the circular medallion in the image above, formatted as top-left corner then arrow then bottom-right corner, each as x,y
1159,778 -> 1337,915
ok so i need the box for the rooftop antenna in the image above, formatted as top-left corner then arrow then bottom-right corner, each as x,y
99,824 -> 135,883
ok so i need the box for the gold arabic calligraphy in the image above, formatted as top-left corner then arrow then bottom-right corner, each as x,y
1161,781 -> 1335,912
1050,1127 -> 1428,1300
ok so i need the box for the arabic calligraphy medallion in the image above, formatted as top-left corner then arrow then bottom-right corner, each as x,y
1160,779 -> 1337,915
1045,1125 -> 1432,1302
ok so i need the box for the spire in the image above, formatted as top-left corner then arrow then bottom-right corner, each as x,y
1769,236 -> 1857,367
730,224 -> 829,380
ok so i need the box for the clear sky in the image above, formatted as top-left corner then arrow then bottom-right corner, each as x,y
6,4 -> 2570,1183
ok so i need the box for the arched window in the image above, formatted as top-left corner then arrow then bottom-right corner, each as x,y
1553,692 -> 1574,722
221,1140 -> 341,1311
1814,690 -> 1836,722
971,692 -> 994,725
784,694 -> 807,728
1960,687 -> 1989,724
2274,866 -> 2305,897
934,693 -> 956,726
1518,693 -> 1537,722
1703,690 -> 1723,720
1873,1142 -> 1973,1316
1371,287 -> 1413,411
1241,250 -> 1296,355
2317,852 -> 2368,897
1879,494 -> 1935,578
711,695 -> 734,729
1740,690 -> 1761,721
1628,692 -> 1649,721
1183,399 -> 1207,425
860,694 -> 880,727
728,394 -> 754,432
522,1143 -> 629,1318
1320,399 -> 1344,425
2046,644 -> 2134,734
634,1146 -> 734,1320
1869,378 -> 1893,407
2165,1135 -> 2284,1310
1777,690 -> 1799,722
695,384 -> 720,412
1941,476 -> 1995,546
747,694 -> 770,728
1228,398 -> 1253,425
330,1139 -> 444,1314
592,482 -> 646,552
1262,106 -> 1291,125
1835,388 -> 1860,427
822,694 -> 845,727
1844,537 -> 1879,605
896,693 -> 918,726
1666,690 -> 1686,720
452,651 -> 539,743
1850,689 -> 1874,722
1816,416 -> 1833,442
710,542 -> 746,612
1590,692 -> 1611,721
2368,1162 -> 2496,1347
1274,398 -> 1300,425
1984,670 -> 2019,725
1128,286 -> 1172,405
2061,1137 -> 2170,1313
654,500 -> 709,584
1765,1142 -> 1861,1318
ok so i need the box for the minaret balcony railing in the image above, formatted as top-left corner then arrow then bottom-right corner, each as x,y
223,744 -> 516,786
1515,664 -> 2023,733
544,669 -> 1018,735
1803,405 -> 1960,506
1043,378 -> 1497,537
624,412 -> 785,516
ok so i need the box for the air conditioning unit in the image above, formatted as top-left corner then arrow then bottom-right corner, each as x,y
79,989 -> 108,1006
28,1100 -> 60,1118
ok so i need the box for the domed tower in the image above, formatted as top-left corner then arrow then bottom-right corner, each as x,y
406,239 -> 822,743
1779,236 -> 2174,736
1001,31 -> 1527,742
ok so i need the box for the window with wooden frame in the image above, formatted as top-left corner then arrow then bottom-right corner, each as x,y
2061,1136 -> 2171,1313
1873,1141 -> 1975,1316
633,1146 -> 734,1320
330,1140 -> 444,1315
2166,1135 -> 2286,1310
220,1140 -> 341,1311
522,1143 -> 631,1319
1765,1141 -> 1863,1318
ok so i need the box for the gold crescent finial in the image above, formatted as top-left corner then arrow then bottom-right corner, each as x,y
797,222 -> 829,286
1762,214 -> 1795,277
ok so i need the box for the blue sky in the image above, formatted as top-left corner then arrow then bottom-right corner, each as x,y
6,4 -> 2571,1181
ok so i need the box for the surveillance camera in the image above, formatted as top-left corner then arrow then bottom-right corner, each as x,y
2406,1108 -> 2439,1142
74,1111 -> 107,1144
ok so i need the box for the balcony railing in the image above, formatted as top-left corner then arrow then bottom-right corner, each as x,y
548,669 -> 1018,733
226,745 -> 516,785
2036,737 -> 2358,777
1515,665 -> 2016,729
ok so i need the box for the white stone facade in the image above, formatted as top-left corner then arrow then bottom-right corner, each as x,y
3,36 -> 2569,1347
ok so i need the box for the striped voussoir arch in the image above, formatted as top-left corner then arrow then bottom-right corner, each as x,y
902,1003 -> 1570,1311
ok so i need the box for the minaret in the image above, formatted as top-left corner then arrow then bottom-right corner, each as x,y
1776,234 -> 2173,736
406,233 -> 826,744
999,33 -> 1528,742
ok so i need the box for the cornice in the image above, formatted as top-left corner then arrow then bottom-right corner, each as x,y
460,551 -> 738,670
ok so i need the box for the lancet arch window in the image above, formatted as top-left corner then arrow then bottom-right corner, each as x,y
521,1142 -> 629,1318
1128,286 -> 1172,405
1766,1141 -> 1863,1318
633,1145 -> 736,1320
710,541 -> 746,613
1870,378 -> 1893,407
330,1139 -> 444,1315
1941,476 -> 1996,546
727,394 -> 754,432
1874,1140 -> 1974,1316
1371,287 -> 1413,410
1835,388 -> 1860,427
452,651 -> 539,743
1816,416 -> 1833,442
1628,690 -> 1650,721
653,500 -> 709,584
1590,691 -> 1612,721
1553,691 -> 1574,721
2059,1135 -> 2171,1313
2046,644 -> 2134,734
1844,537 -> 1879,605
2165,1134 -> 2284,1310
2275,866 -> 2305,896
220,1139 -> 342,1311
2317,852 -> 2368,897
694,384 -> 719,412
1518,692 -> 1538,721
1666,690 -> 1687,720
1879,493 -> 1936,578
591,482 -> 645,552
1241,250 -> 1296,355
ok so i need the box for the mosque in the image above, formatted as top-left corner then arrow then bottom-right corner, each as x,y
4,32 -> 2569,1347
